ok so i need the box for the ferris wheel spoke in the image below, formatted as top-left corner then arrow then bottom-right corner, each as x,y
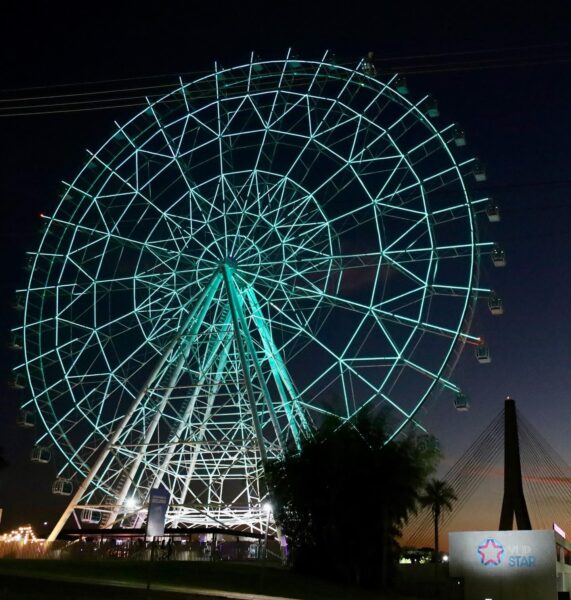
380,213 -> 432,260
299,187 -> 381,239
303,352 -> 416,425
405,127 -> 448,162
248,97 -> 281,175
246,250 -> 382,272
384,241 -> 493,262
373,306 -> 480,344
266,301 -> 412,423
402,358 -> 460,393
311,112 -> 361,153
185,108 -> 220,139
246,207 -> 328,259
213,71 -> 233,253
188,188 -> 225,256
432,283 -> 490,296
46,214 -> 179,267
266,91 -> 308,131
380,159 -> 471,207
304,52 -> 332,96
386,94 -> 429,134
91,154 -> 177,227
219,95 -> 252,138
254,268 -> 372,313
263,267 -> 478,346
147,212 -> 187,257
349,159 -> 406,209
329,57 -> 368,104
222,178 -> 251,255
245,193 -> 309,238
16,335 -> 77,371
275,200 -> 330,246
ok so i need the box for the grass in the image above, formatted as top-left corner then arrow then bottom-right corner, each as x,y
0,559 -> 418,599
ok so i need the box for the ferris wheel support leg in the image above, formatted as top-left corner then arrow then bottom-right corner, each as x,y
104,275 -> 225,528
173,354 -> 269,531
246,298 -> 302,447
222,266 -> 271,463
151,335 -> 233,504
104,356 -> 195,528
223,265 -> 285,453
147,284 -> 272,527
245,286 -> 312,444
46,274 -> 222,542
177,354 -> 231,517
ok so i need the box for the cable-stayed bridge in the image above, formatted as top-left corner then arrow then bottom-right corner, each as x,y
402,398 -> 571,549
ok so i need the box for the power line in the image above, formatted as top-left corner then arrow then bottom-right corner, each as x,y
374,41 -> 571,64
393,56 -> 571,76
2,39 -> 568,96
0,69 -> 210,96
0,82 -> 178,104
1,46 -> 570,118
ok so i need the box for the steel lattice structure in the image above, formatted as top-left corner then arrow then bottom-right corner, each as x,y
13,51 -> 494,541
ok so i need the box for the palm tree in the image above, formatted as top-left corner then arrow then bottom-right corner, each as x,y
418,479 -> 457,562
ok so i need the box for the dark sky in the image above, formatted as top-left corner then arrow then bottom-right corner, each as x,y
1,1 -> 571,534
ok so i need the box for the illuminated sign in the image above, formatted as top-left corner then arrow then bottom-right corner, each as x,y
450,530 -> 557,600
146,484 -> 170,538
476,538 -> 537,568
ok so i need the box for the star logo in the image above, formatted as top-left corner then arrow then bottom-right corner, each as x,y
477,538 -> 504,566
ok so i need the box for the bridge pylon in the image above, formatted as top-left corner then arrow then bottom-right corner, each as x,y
499,396 -> 532,530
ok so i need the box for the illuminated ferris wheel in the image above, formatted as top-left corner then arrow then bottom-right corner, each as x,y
12,50 -> 498,540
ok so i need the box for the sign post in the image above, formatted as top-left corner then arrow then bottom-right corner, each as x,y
146,485 -> 170,593
146,484 -> 170,538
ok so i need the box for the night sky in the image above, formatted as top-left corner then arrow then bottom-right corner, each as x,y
1,2 -> 571,538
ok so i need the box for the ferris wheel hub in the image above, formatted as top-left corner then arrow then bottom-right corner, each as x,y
223,256 -> 239,270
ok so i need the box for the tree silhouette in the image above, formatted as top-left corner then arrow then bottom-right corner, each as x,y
266,412 -> 439,588
418,478 -> 457,562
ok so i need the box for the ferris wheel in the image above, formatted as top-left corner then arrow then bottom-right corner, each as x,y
12,50 -> 498,540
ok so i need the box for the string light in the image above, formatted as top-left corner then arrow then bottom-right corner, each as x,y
0,525 -> 42,545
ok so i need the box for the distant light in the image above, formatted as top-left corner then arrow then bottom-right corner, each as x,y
262,502 -> 272,513
43,522 -> 48,526
0,525 -> 40,544
442,554 -> 449,562
553,523 -> 566,538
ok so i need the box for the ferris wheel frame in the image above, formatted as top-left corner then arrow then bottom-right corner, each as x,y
12,49 -> 495,541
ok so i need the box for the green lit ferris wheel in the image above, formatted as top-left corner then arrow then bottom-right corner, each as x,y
14,50 -> 497,540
